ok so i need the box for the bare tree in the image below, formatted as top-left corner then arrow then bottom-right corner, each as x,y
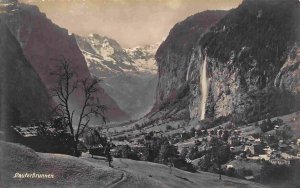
51,56 -> 106,156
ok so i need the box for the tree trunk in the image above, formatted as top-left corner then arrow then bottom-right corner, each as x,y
73,139 -> 79,157
218,162 -> 222,180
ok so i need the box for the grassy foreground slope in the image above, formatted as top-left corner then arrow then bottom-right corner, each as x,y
0,141 -> 123,188
0,141 -> 266,188
82,156 -> 267,188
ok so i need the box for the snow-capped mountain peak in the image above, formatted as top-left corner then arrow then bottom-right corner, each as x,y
125,43 -> 159,74
76,34 -> 158,77
75,34 -> 138,78
75,34 -> 159,119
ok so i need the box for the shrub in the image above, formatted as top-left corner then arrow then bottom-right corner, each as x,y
173,158 -> 196,173
166,125 -> 173,131
37,118 -> 76,156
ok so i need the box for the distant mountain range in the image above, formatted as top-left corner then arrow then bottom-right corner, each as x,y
76,34 -> 159,119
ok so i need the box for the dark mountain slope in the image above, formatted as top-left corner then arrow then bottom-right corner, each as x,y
0,20 -> 49,139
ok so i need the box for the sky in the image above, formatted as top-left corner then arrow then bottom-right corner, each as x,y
21,0 -> 242,47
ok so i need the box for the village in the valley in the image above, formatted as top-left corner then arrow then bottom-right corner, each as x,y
96,111 -> 300,182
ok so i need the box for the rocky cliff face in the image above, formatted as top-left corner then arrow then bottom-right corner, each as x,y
0,1 -> 128,122
76,34 -> 158,119
275,46 -> 300,94
190,0 -> 300,122
150,10 -> 227,122
155,10 -> 227,108
0,19 -> 49,138
153,0 -> 300,125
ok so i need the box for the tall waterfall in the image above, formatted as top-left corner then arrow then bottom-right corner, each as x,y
186,60 -> 193,81
200,54 -> 208,120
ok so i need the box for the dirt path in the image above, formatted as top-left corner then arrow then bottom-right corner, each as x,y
107,159 -> 130,188
79,154 -> 128,187
107,171 -> 127,188
81,154 -> 167,188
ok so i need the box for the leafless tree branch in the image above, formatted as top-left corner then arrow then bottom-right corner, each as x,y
50,56 -> 107,156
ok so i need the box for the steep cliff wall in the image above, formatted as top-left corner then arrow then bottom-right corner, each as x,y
148,10 -> 227,123
0,20 -> 49,139
190,0 -> 300,122
152,0 -> 300,125
155,10 -> 227,109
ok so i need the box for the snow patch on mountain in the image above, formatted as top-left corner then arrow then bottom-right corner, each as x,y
75,34 -> 137,78
99,39 -> 115,62
125,44 -> 159,74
